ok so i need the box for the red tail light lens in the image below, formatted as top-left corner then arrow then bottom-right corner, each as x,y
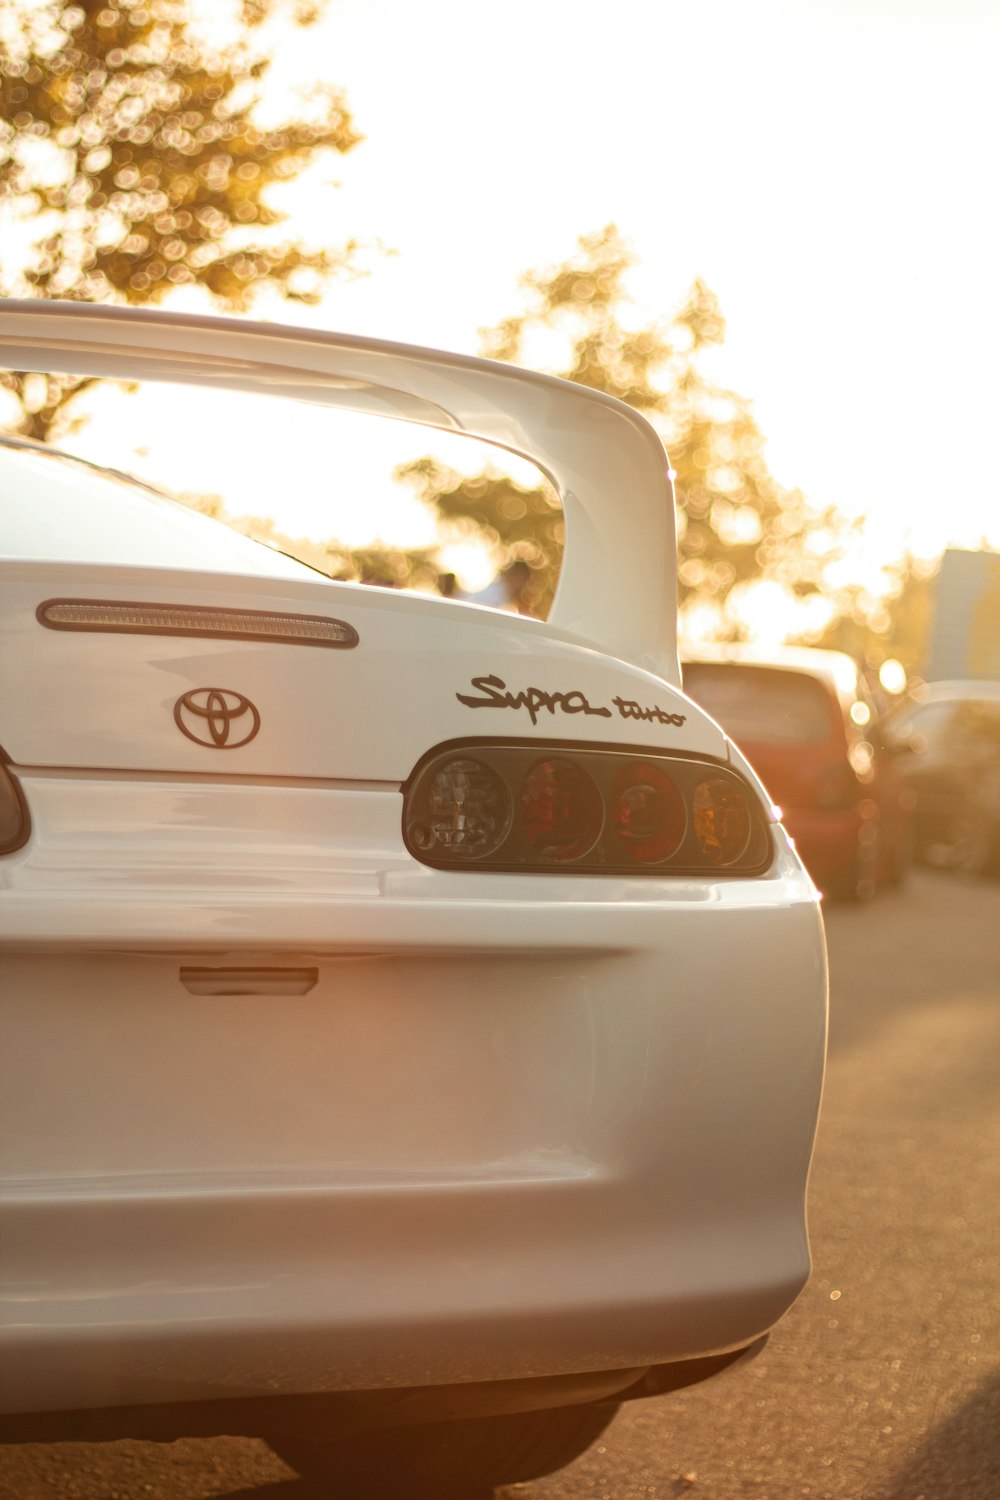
611,761 -> 686,863
404,742 -> 771,876
520,758 -> 603,862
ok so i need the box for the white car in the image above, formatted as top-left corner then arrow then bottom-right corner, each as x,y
0,301 -> 827,1494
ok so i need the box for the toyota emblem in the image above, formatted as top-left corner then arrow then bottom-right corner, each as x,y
174,688 -> 261,749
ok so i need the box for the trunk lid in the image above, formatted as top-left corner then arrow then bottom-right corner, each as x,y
0,441 -> 720,777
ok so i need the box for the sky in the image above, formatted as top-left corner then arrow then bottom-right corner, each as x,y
11,0 -> 1000,610
258,0 -> 999,563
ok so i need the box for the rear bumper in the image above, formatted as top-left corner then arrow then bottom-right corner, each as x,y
0,1340 -> 768,1445
0,812 -> 826,1416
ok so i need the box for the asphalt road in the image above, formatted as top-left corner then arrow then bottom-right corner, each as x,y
2,869 -> 998,1500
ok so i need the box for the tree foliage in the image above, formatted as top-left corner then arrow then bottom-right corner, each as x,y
816,552 -> 939,680
0,0 -> 359,436
179,491 -> 443,594
401,226 -> 840,627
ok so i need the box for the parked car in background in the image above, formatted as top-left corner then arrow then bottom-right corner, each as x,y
682,645 -> 913,900
883,680 -> 1000,877
0,301 -> 826,1496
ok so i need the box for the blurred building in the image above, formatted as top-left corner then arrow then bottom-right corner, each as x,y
927,549 -> 1000,682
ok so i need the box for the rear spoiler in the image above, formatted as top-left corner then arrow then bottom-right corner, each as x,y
0,299 -> 680,683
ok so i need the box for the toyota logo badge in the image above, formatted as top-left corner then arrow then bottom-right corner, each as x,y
174,688 -> 261,749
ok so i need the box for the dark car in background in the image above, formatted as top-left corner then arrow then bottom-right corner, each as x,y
682,646 -> 913,900
883,681 -> 1000,877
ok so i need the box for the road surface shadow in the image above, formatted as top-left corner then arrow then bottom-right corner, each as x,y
881,1372 -> 1000,1500
213,1486 -> 495,1500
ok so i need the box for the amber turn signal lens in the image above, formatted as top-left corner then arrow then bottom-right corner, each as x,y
692,777 -> 753,865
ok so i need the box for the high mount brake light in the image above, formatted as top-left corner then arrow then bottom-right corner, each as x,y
37,599 -> 359,648
404,743 -> 772,876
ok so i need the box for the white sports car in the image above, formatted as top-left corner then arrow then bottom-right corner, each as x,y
0,301 -> 827,1494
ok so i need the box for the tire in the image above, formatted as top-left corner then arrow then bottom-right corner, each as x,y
268,1401 -> 620,1497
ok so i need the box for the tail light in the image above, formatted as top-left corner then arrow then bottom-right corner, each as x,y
610,760 -> 686,863
404,741 -> 772,876
692,776 -> 753,865
520,758 -> 603,862
408,757 -> 511,860
0,753 -> 30,855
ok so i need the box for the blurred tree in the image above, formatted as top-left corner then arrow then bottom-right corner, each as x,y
814,552 -> 939,682
176,492 -> 442,591
324,540 -> 441,593
0,0 -> 360,436
399,226 -> 842,622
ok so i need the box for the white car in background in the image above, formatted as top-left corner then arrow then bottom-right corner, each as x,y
0,301 -> 827,1495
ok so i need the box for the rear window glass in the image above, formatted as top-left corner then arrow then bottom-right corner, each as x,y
1,442 -> 323,581
682,664 -> 835,746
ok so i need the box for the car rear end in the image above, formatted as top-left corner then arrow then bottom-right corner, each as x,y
682,652 -> 888,897
885,683 -> 1000,874
0,305 -> 827,1428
